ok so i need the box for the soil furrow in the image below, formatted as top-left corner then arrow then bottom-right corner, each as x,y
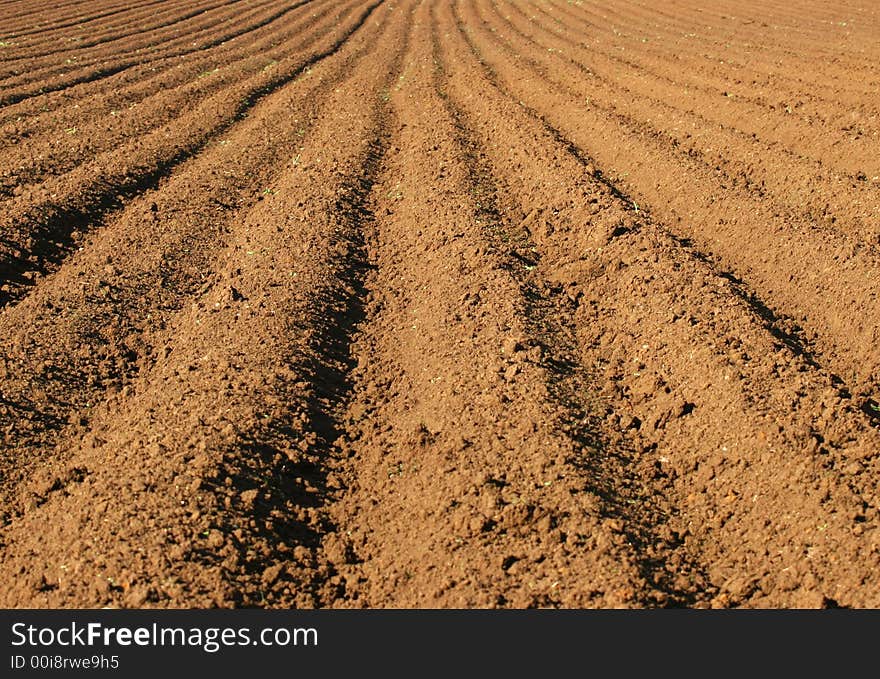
431,35 -> 705,607
1,1 -> 168,38
3,0 -> 231,41
540,1 -> 880,172
492,0 -> 880,209
536,0 -> 880,112
563,0 -> 880,74
0,0 -> 320,128
0,0 -> 280,74
0,0 -> 332,126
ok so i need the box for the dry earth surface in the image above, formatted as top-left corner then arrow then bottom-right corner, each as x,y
1,0 -> 879,608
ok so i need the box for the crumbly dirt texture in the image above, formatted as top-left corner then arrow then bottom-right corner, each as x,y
1,0 -> 879,608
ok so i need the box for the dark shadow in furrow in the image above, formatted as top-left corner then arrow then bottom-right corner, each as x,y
672,236 -> 822,369
442,5 -> 710,607
298,135 -> 385,457
0,0 -> 315,105
220,36 -> 409,607
293,23 -> 412,604
237,136 -> 391,592
0,0 -> 384,309
457,3 -> 847,394
0,391 -> 67,441
863,398 -> 880,424
1,64 -> 131,105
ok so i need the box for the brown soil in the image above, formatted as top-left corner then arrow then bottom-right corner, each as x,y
0,0 -> 878,608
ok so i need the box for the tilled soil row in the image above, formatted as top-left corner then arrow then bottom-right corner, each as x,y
318,0 -> 656,608
0,0 -> 309,122
556,0 -> 880,81
0,0 -> 167,37
0,1 -> 164,38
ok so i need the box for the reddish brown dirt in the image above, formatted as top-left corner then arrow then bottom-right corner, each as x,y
0,0 -> 879,608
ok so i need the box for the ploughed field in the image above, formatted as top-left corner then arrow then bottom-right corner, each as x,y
1,0 -> 879,608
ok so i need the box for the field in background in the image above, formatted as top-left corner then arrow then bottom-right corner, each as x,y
1,0 -> 879,608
